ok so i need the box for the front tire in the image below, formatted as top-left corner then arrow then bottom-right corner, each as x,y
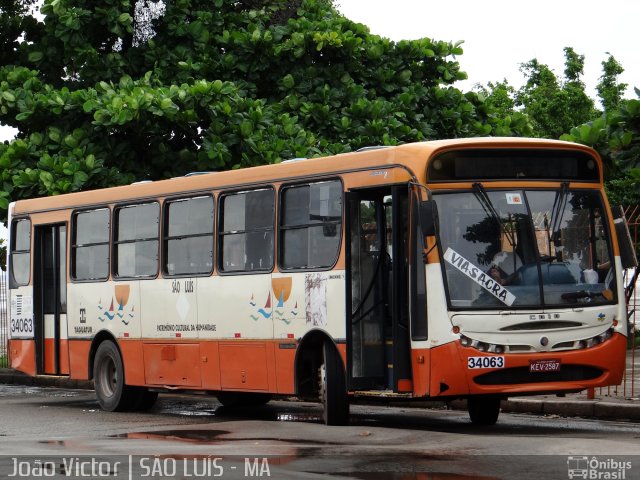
319,341 -> 349,426
468,396 -> 501,425
93,340 -> 135,412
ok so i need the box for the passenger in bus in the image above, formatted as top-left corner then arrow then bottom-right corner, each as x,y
487,249 -> 522,286
488,265 -> 514,286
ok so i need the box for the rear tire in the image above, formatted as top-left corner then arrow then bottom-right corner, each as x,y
93,340 -> 136,412
319,341 -> 349,426
468,396 -> 501,425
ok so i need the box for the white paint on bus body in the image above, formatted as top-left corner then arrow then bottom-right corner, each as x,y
65,270 -> 346,342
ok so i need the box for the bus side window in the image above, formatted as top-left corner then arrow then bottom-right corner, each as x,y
279,180 -> 342,270
219,188 -> 274,273
164,196 -> 214,276
114,203 -> 160,279
9,218 -> 31,288
72,208 -> 110,281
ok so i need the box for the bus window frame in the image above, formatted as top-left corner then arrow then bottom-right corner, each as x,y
162,194 -> 215,278
9,216 -> 32,288
432,186 -> 617,311
277,177 -> 344,273
112,201 -> 161,281
70,206 -> 112,283
217,186 -> 276,276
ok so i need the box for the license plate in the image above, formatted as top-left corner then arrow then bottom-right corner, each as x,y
529,359 -> 561,372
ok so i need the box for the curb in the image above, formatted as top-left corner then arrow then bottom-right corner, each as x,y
450,398 -> 640,421
1,368 -> 638,421
0,369 -> 93,390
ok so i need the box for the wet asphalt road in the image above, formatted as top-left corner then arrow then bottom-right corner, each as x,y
0,384 -> 638,479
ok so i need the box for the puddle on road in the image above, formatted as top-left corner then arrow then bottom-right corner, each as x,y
111,429 -> 339,446
112,430 -> 229,443
335,474 -> 497,480
276,412 -> 322,423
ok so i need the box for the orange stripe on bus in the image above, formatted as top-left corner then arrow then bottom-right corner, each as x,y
9,339 -> 36,376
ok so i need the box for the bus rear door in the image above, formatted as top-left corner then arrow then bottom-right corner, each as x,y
33,224 -> 69,375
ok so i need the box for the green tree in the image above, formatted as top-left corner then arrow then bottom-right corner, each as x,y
0,0 -> 530,222
476,80 -> 516,119
516,47 -> 597,138
561,89 -> 640,203
596,54 -> 627,113
0,0 -> 41,66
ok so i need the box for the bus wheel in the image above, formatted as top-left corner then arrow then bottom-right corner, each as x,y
132,388 -> 158,411
216,392 -> 272,407
467,397 -> 501,425
319,341 -> 349,426
93,340 -> 134,412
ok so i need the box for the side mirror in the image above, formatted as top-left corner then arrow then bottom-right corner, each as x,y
612,205 -> 638,269
419,200 -> 438,237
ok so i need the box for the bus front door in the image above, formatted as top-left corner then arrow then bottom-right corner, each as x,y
33,224 -> 69,376
347,186 -> 411,391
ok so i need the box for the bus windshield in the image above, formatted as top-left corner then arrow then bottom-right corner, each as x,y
434,188 -> 616,309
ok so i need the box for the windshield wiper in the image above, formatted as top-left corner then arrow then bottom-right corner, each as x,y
472,183 -> 516,248
549,182 -> 569,243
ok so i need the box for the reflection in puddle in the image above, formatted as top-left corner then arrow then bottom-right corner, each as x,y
113,430 -> 230,443
339,474 -> 496,480
277,412 -> 322,423
112,430 -> 339,446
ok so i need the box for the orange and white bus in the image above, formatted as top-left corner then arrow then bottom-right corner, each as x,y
6,138 -> 637,425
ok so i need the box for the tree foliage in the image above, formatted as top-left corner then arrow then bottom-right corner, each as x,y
0,0 -> 41,67
515,47 -> 597,139
0,0 -> 532,222
597,54 -> 627,113
561,89 -> 640,204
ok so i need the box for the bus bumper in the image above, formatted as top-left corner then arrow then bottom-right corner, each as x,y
425,332 -> 627,398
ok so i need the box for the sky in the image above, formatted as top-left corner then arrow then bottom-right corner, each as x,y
337,0 -> 639,101
1,0 -> 638,142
